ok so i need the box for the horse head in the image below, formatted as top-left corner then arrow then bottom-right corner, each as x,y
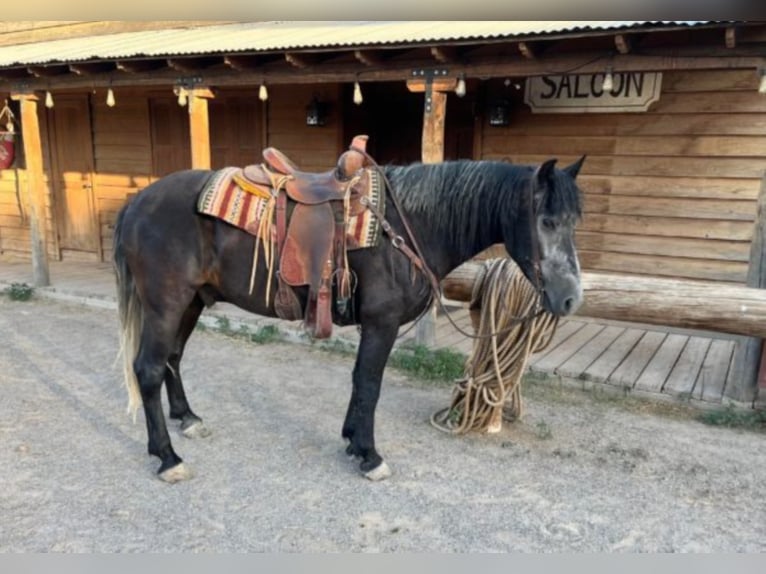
506,156 -> 585,317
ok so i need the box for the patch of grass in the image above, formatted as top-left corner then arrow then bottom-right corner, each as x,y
534,419 -> 553,440
250,324 -> 281,344
6,282 -> 34,301
697,404 -> 766,431
318,338 -> 357,356
388,344 -> 466,382
215,316 -> 232,335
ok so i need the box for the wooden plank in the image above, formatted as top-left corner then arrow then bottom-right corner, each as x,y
663,336 -> 711,397
556,324 -> 626,379
695,339 -> 735,401
633,333 -> 688,393
649,92 -> 766,114
582,327 -> 645,383
576,232 -> 750,262
581,213 -> 753,241
660,70 -> 758,92
579,250 -> 747,283
608,331 -> 667,389
584,194 -> 756,221
529,320 -> 586,366
188,88 -> 213,170
579,175 -> 761,200
532,322 -> 604,372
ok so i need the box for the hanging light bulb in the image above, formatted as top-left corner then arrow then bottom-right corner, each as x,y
353,81 -> 363,105
759,70 -> 766,94
45,91 -> 54,109
176,87 -> 188,107
6,120 -> 14,133
106,88 -> 116,107
455,75 -> 466,98
259,83 -> 268,101
602,68 -> 614,93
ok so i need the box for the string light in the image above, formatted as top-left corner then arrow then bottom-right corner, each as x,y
455,74 -> 466,97
759,70 -> 766,94
174,86 -> 188,107
45,90 -> 54,109
106,88 -> 116,107
259,83 -> 268,101
602,67 -> 614,93
353,81 -> 363,105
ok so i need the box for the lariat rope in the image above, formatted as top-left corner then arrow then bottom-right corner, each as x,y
430,258 -> 559,434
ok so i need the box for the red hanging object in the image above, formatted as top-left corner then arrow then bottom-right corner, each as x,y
0,133 -> 15,170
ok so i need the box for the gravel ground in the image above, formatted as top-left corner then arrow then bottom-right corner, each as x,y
1,297 -> 764,552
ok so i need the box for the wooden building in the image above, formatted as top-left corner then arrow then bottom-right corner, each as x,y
1,20 -> 765,400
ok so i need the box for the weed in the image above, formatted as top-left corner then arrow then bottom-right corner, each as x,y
534,419 -> 553,440
250,324 -> 281,344
6,282 -> 34,301
195,321 -> 207,332
318,338 -> 357,356
215,316 -> 232,335
697,404 -> 766,431
388,344 -> 466,382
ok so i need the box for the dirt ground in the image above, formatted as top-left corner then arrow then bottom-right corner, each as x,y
1,296 -> 765,552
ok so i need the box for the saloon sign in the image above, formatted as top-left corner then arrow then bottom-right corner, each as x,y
524,72 -> 662,113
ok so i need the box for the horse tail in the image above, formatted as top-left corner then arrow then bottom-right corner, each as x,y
113,203 -> 143,421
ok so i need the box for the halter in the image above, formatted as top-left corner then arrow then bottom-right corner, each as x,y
350,146 -> 547,340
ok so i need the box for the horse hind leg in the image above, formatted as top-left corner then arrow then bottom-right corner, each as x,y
135,315 -> 193,483
165,295 -> 211,439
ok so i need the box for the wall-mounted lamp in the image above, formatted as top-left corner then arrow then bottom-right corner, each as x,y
353,81 -> 363,105
759,69 -> 766,94
306,95 -> 326,126
106,87 -> 116,108
602,67 -> 614,93
488,99 -> 510,127
45,90 -> 54,109
455,74 -> 466,98
259,83 -> 269,101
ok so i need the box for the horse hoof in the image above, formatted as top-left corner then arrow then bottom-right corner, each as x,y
181,420 -> 211,439
486,420 -> 503,434
159,462 -> 193,483
364,461 -> 392,482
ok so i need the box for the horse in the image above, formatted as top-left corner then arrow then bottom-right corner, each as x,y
113,150 -> 586,483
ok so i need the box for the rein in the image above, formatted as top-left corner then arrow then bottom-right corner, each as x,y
351,146 -> 546,341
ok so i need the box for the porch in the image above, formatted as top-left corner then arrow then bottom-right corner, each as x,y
1,255 -> 757,410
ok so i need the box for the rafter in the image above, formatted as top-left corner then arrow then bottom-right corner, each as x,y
354,50 -> 383,67
223,54 -> 260,71
68,62 -> 115,75
725,26 -> 737,48
614,34 -> 631,54
430,46 -> 458,64
166,57 -> 219,73
115,60 -> 166,74
26,65 -> 69,78
285,52 -> 319,69
518,42 -> 537,59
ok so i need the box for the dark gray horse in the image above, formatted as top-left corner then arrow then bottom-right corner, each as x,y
113,155 -> 585,482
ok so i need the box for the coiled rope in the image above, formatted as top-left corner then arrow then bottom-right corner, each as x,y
430,258 -> 559,434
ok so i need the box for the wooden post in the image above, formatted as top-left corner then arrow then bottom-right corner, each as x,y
726,172 -> 766,403
407,75 -> 454,347
12,91 -> 49,287
188,87 -> 214,169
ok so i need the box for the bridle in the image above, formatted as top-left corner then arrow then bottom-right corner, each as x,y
350,146 -> 547,340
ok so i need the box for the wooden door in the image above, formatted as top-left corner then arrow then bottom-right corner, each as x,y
149,97 -> 191,177
49,94 -> 98,254
209,95 -> 262,168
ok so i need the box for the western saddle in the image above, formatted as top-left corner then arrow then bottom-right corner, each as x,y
238,135 -> 373,339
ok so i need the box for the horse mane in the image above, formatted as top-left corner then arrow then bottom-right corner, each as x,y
383,160 -> 582,258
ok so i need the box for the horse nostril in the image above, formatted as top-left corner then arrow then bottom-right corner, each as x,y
562,297 -> 575,315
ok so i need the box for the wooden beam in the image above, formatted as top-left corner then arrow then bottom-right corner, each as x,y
285,52 -> 318,69
188,86 -> 214,169
353,50 -> 383,67
167,57 -> 219,73
10,91 -> 49,286
430,46 -> 457,64
69,62 -> 114,75
727,173 -> 766,402
223,55 -> 260,71
406,78 -> 458,93
415,83 -> 448,346
116,60 -> 166,74
614,34 -> 631,54
443,261 -> 766,341
725,26 -> 737,49
518,42 -> 537,59
26,65 -> 69,78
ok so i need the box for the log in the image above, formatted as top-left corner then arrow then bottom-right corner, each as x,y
442,260 -> 766,339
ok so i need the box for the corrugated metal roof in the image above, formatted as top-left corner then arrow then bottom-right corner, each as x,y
0,21 -> 725,67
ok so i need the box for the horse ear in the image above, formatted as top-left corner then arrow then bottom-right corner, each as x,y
534,158 -> 558,184
563,155 -> 586,179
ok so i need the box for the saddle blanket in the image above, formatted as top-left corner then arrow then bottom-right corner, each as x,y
197,166 -> 384,250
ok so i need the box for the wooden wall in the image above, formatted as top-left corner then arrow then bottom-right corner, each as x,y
482,69 -> 766,285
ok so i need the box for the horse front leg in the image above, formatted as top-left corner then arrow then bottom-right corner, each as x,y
343,321 -> 398,481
